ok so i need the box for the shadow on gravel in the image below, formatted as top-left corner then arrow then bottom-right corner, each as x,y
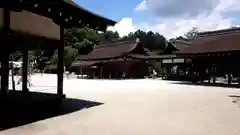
0,91 -> 103,131
170,81 -> 240,89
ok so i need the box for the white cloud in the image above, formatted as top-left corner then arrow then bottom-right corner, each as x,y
108,0 -> 240,38
107,18 -> 136,37
215,0 -> 240,12
134,0 -> 147,12
139,12 -> 232,38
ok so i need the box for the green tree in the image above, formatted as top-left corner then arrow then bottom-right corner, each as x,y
184,27 -> 199,39
100,31 -> 120,43
132,30 -> 167,51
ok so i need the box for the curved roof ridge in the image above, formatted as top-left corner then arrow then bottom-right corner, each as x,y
95,40 -> 136,49
78,40 -> 140,60
197,27 -> 240,37
63,0 -> 116,25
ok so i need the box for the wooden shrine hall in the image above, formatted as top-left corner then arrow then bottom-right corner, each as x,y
175,28 -> 240,84
122,27 -> 240,84
147,27 -> 240,84
72,40 -> 152,79
0,1 -> 116,97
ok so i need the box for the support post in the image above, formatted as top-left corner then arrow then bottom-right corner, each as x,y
80,68 -> 83,76
93,70 -> 95,78
207,67 -> 210,83
227,72 -> 232,85
10,61 -> 16,91
161,60 -> 164,79
57,26 -> 64,96
212,65 -> 216,84
100,67 -> 103,79
1,51 -> 10,96
1,8 -> 10,96
183,58 -> 186,77
171,58 -> 174,79
176,65 -> 179,78
22,50 -> 29,92
109,73 -> 111,79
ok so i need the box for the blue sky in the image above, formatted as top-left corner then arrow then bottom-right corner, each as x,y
73,0 -> 240,38
74,0 -> 141,21
73,0 -> 153,28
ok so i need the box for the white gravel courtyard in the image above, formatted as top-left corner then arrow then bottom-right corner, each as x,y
2,73 -> 240,135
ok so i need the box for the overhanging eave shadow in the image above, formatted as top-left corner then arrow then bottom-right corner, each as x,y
0,91 -> 103,131
170,81 -> 240,89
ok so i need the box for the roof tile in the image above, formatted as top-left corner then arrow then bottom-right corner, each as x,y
178,32 -> 240,54
78,40 -> 139,60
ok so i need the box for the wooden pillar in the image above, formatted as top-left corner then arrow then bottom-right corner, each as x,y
1,52 -> 10,96
22,50 -> 29,92
87,70 -> 90,79
161,60 -> 164,79
57,26 -> 64,96
212,64 -> 216,84
10,61 -> 16,91
100,67 -> 103,79
80,68 -> 83,75
169,60 -> 172,78
176,65 -> 179,78
207,67 -> 211,83
171,58 -> 174,78
192,58 -> 195,81
183,58 -> 186,77
1,8 -> 10,96
227,72 -> 232,85
93,70 -> 95,78
109,73 -> 112,79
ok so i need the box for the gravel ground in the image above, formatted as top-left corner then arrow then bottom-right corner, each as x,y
2,74 -> 240,135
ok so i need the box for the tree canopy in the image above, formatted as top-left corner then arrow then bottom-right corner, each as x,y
12,27 -> 168,73
120,30 -> 167,51
184,27 -> 199,39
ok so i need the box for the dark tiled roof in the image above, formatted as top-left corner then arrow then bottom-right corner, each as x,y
171,27 -> 240,54
177,32 -> 240,54
172,40 -> 192,50
2,0 -> 116,31
72,61 -> 99,68
145,49 -> 160,56
78,40 -> 141,60
191,28 -> 240,45
72,58 -> 143,68
128,54 -> 178,60
63,0 -> 116,27
197,27 -> 240,37
162,42 -> 179,54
